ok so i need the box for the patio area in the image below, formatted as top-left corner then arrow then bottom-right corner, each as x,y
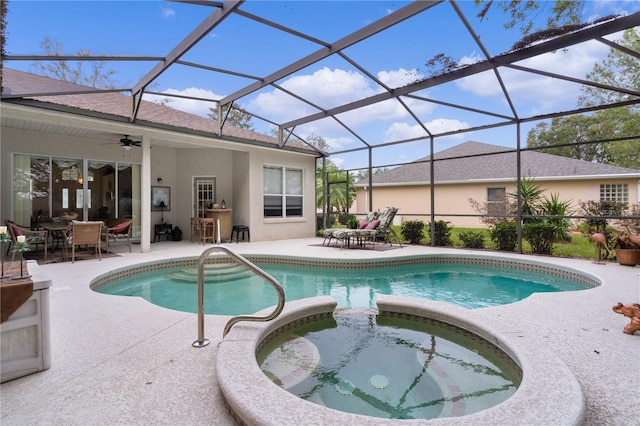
1,238 -> 639,425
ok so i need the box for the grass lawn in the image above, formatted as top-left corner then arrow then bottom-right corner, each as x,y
391,225 -> 602,260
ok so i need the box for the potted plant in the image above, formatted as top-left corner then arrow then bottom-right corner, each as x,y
615,221 -> 640,266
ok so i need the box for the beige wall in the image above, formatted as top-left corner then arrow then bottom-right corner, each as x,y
356,177 -> 640,228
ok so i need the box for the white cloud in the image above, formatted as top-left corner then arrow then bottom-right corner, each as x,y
331,157 -> 345,168
144,87 -> 220,118
160,7 -> 175,19
459,52 -> 483,66
250,67 -> 376,122
249,67 -> 437,146
383,118 -> 469,142
377,68 -> 423,88
455,40 -> 611,113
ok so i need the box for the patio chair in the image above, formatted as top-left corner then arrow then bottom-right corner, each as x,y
331,210 -> 398,250
322,211 -> 379,246
102,218 -> 133,253
370,207 -> 403,247
5,219 -> 48,261
64,221 -> 103,263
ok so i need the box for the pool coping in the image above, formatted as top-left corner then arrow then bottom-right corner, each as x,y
216,295 -> 585,426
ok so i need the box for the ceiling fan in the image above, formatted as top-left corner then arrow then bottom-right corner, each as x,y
119,135 -> 141,150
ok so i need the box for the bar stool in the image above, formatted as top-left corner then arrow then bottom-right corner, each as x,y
231,225 -> 250,243
199,218 -> 216,245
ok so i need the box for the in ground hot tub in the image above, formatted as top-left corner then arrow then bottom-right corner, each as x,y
217,296 -> 585,425
258,310 -> 521,419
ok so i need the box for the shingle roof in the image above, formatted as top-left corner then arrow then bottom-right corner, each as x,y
2,69 -> 314,152
365,141 -> 639,185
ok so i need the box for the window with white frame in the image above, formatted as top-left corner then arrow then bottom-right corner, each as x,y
264,166 -> 303,218
487,187 -> 507,216
600,183 -> 628,203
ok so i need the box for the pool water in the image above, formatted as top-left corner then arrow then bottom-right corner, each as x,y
94,260 -> 589,315
257,312 -> 521,420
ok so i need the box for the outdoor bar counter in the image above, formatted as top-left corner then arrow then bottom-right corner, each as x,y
1,260 -> 52,383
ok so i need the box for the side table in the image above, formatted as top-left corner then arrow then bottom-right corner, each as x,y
154,223 -> 173,242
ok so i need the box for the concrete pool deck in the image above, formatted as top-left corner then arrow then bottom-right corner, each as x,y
1,238 -> 638,425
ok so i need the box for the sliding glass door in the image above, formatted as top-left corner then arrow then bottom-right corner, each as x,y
11,154 -> 141,237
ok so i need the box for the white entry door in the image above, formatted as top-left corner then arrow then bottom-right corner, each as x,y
193,176 -> 216,218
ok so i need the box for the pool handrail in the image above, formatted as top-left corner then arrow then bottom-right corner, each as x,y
192,245 -> 286,347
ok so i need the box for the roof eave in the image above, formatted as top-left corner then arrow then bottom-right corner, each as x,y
355,173 -> 640,187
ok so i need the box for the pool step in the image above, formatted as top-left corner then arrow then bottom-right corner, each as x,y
168,263 -> 254,282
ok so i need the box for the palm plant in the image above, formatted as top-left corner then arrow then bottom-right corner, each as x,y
316,163 -> 355,216
509,176 -> 544,222
542,192 -> 574,241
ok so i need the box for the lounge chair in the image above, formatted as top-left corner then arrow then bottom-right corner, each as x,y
370,207 -> 403,247
322,211 -> 379,246
331,207 -> 403,249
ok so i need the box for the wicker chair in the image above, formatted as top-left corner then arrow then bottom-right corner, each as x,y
4,219 -> 48,261
64,221 -> 103,263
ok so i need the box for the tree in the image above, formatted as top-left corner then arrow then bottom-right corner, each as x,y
354,167 -> 390,181
526,28 -> 640,169
526,115 -> 605,162
318,162 -> 355,213
208,104 -> 254,130
579,29 -> 640,107
30,37 -> 119,89
474,0 -> 584,36
309,134 -> 355,213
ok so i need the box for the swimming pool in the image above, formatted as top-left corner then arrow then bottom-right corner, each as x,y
91,255 -> 598,315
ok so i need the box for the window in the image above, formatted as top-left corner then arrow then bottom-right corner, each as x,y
600,184 -> 628,203
264,166 -> 303,218
487,187 -> 507,216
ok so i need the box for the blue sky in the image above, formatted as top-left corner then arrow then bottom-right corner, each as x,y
4,1 -> 640,170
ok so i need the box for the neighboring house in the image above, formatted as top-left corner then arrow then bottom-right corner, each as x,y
354,141 -> 640,228
1,69 -> 319,251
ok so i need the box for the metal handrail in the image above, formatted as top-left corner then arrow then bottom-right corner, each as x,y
192,245 -> 285,347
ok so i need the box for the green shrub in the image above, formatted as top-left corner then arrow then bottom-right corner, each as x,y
347,217 -> 359,229
427,220 -> 452,246
401,220 -> 425,244
522,222 -> 555,254
459,230 -> 485,249
491,221 -> 518,251
337,213 -> 354,226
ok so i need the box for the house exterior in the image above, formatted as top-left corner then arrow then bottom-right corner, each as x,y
354,141 -> 640,228
1,69 -> 319,251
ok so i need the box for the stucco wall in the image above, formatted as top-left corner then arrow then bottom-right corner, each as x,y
356,177 -> 640,228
